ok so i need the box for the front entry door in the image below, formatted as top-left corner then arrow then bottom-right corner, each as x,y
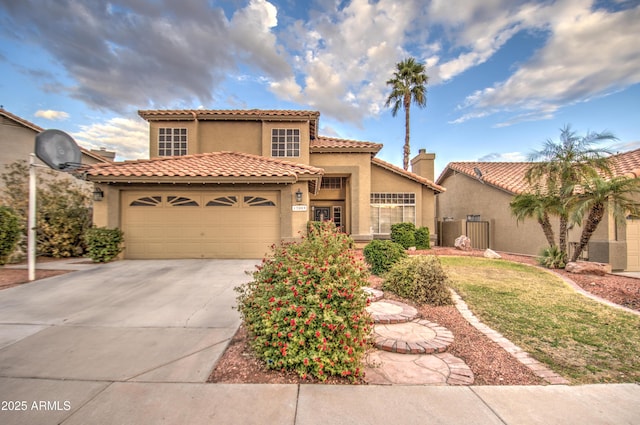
314,207 -> 331,222
312,205 -> 344,232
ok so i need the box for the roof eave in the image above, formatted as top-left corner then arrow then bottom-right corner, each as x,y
310,147 -> 382,154
85,175 -> 300,185
372,160 -> 445,193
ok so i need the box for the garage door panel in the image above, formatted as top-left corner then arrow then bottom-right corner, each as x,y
122,191 -> 279,259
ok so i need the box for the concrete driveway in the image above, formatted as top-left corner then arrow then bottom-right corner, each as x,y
0,259 -> 258,424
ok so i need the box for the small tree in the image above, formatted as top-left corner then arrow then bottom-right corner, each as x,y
510,192 -> 558,248
0,160 -> 92,257
570,176 -> 640,262
524,125 -> 615,258
0,206 -> 21,264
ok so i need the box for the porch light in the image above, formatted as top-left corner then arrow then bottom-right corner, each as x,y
93,188 -> 104,201
295,188 -> 303,203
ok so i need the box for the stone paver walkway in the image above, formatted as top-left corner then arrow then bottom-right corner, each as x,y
363,288 -> 474,385
366,299 -> 418,323
373,320 -> 453,354
362,284 -> 571,386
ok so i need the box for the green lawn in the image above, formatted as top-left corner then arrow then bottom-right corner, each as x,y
440,256 -> 640,384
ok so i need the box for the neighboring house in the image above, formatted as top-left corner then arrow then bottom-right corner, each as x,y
0,107 -> 111,190
436,148 -> 640,271
84,109 -> 444,259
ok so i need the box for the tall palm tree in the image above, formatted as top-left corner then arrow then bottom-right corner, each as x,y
510,192 -> 558,248
570,176 -> 640,262
525,125 -> 615,257
385,57 -> 428,170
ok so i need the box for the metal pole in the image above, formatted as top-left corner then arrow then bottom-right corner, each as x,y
28,153 -> 36,281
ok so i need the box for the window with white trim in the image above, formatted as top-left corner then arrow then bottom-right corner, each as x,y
271,128 -> 300,157
370,192 -> 416,234
158,128 -> 187,156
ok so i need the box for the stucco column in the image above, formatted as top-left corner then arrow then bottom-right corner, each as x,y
92,184 -> 120,228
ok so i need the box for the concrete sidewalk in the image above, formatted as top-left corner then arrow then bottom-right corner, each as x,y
1,380 -> 638,425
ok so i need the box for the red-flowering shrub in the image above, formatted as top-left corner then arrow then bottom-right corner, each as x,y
235,221 -> 372,381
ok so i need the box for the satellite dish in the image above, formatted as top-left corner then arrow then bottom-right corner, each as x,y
35,129 -> 82,170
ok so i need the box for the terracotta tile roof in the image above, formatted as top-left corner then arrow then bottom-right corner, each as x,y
437,162 -> 535,195
610,148 -> 640,178
372,157 -> 445,193
83,151 -> 324,181
438,148 -> 640,195
139,109 -> 320,137
138,109 -> 320,120
311,136 -> 383,153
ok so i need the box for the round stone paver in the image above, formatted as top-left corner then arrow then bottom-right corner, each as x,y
372,319 -> 454,354
364,350 -> 474,385
362,287 -> 384,303
375,322 -> 437,343
366,299 -> 418,324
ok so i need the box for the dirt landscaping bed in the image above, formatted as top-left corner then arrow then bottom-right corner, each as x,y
209,247 -> 640,385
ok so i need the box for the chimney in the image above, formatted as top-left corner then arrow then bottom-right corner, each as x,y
91,147 -> 116,161
410,149 -> 435,181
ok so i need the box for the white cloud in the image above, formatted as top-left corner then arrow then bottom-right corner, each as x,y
269,0 -> 420,123
478,151 -> 527,162
5,0 -> 639,132
453,1 -> 640,125
35,110 -> 69,121
229,0 -> 290,78
72,117 -> 149,160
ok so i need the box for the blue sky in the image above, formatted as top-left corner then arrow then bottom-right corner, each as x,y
1,0 -> 639,177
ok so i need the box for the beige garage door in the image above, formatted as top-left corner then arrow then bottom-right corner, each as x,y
626,217 -> 640,271
122,191 -> 280,259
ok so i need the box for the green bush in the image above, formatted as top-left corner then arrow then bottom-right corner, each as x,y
390,222 -> 416,249
538,246 -> 566,269
235,221 -> 371,381
0,160 -> 92,258
383,255 -> 453,306
83,227 -> 124,262
415,226 -> 430,250
306,220 -> 324,237
363,239 -> 407,275
0,206 -> 20,265
38,181 -> 92,257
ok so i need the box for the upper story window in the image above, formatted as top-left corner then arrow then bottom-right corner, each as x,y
321,177 -> 343,189
271,128 -> 300,157
158,128 -> 187,156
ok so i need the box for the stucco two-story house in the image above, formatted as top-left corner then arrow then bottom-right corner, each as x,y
436,148 -> 640,271
84,109 -> 443,259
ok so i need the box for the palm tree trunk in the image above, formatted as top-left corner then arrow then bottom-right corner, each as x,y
571,202 -> 605,262
559,214 -> 568,257
538,212 -> 556,248
403,93 -> 411,170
